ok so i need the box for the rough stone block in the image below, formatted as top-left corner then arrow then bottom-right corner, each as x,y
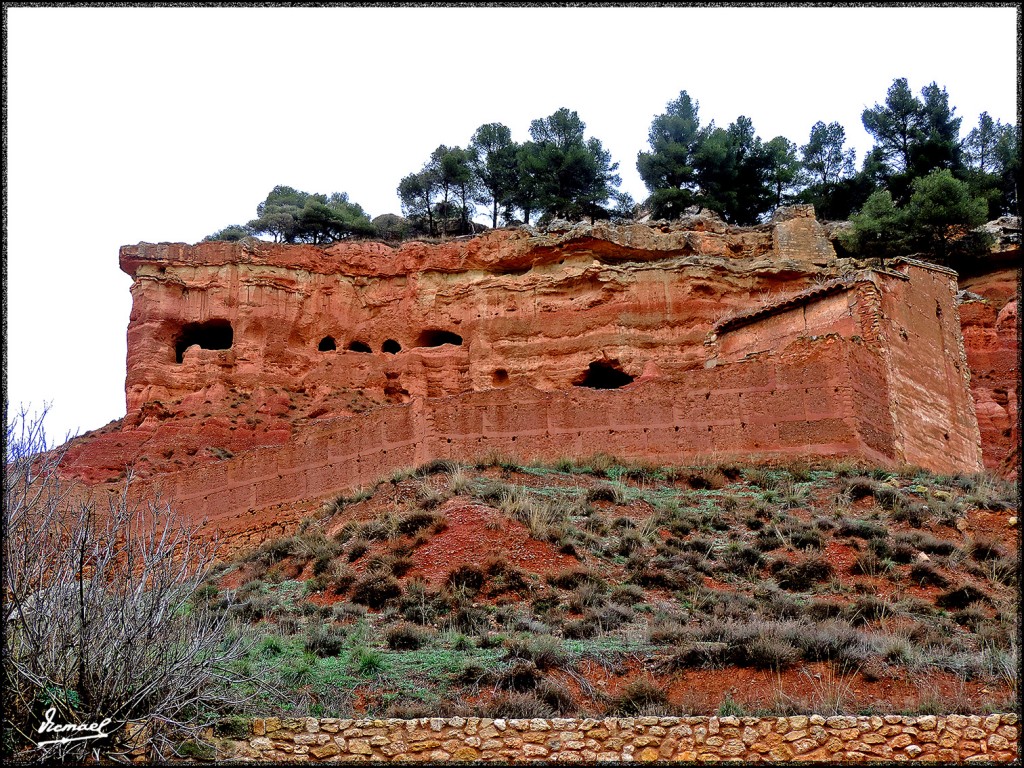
346,739 -> 372,755
309,742 -> 341,759
721,739 -> 746,756
793,739 -> 817,754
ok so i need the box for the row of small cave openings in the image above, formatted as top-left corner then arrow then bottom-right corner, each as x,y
321,339 -> 637,390
173,320 -> 637,390
173,320 -> 466,364
316,329 -> 464,355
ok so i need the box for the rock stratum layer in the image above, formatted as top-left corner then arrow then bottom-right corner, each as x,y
60,208 -> 1019,544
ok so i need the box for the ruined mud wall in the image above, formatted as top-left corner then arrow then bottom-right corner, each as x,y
186,713 -> 1019,763
136,336 -> 879,546
866,263 -> 980,472
708,262 -> 983,475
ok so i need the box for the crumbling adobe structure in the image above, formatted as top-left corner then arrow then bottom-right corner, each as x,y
60,206 -> 1012,543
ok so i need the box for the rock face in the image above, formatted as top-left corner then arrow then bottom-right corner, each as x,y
65,213 -> 824,483
771,204 -> 837,266
57,207 -> 1012,542
958,266 -> 1020,478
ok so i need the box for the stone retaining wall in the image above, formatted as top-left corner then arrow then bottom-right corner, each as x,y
199,713 -> 1019,762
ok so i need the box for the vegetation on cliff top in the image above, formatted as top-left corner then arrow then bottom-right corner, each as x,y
205,77 -> 1018,268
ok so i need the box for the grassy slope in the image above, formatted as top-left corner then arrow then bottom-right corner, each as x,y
203,456 -> 1019,719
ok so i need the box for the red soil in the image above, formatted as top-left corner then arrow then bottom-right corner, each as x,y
408,501 -> 580,588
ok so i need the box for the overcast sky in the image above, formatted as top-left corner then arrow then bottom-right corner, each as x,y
6,5 -> 1020,446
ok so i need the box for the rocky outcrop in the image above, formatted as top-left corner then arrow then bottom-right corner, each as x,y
959,266 -> 1020,478
57,208 -> 1012,537
771,204 -> 837,266
66,213 -> 839,483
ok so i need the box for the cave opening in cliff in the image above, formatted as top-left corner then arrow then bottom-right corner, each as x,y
318,336 -> 337,351
174,320 -> 233,363
573,360 -> 635,389
415,329 -> 464,348
347,340 -> 372,353
382,339 -> 402,354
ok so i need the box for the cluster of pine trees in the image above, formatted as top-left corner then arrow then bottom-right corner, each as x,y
205,78 -> 1018,265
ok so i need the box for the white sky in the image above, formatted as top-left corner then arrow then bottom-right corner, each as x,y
5,5 -> 1020,446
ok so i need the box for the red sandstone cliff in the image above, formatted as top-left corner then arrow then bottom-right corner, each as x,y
55,208 -> 1016,545
959,267 -> 1020,478
63,209 -> 840,483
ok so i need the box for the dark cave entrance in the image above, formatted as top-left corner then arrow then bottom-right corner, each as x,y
174,320 -> 233,363
347,340 -> 372,353
573,360 -> 635,390
414,329 -> 464,348
382,339 -> 402,354
318,336 -> 337,351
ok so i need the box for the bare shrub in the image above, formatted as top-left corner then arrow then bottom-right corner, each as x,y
909,561 -> 949,588
586,482 -> 626,504
3,407 -> 247,761
385,622 -> 429,650
770,554 -> 834,591
477,691 -> 553,718
397,509 -> 444,536
614,678 -> 670,715
304,625 -> 348,657
350,573 -> 403,608
535,678 -> 576,715
445,565 -> 486,596
503,635 -> 568,671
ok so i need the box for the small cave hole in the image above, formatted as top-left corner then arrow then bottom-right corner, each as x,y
572,360 -> 635,390
175,320 -> 233,364
318,336 -> 337,352
492,369 -> 509,387
415,329 -> 463,348
347,340 -> 372,353
382,339 -> 402,354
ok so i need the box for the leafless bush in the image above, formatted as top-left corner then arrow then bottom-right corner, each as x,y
3,406 -> 247,762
